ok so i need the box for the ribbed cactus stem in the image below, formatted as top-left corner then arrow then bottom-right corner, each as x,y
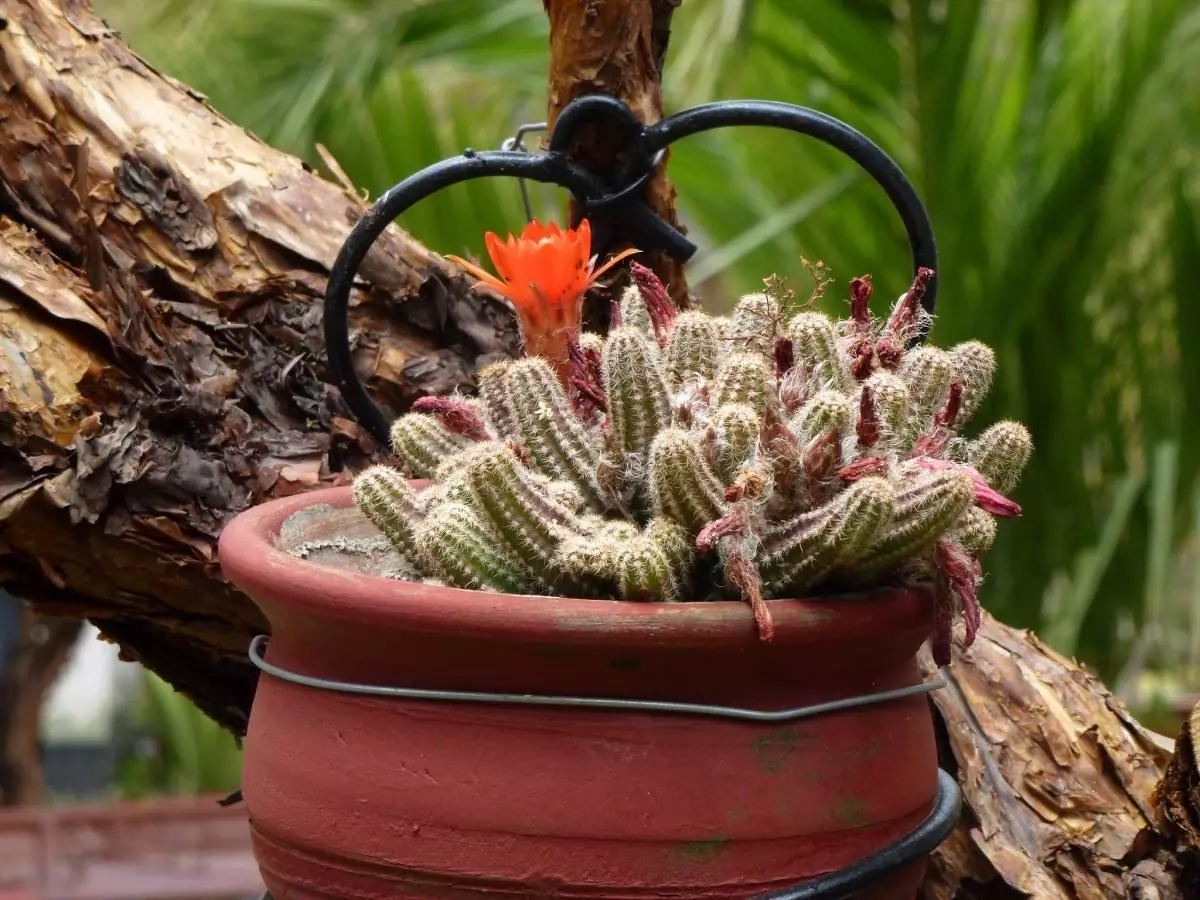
477,361 -> 518,439
730,293 -> 780,343
618,284 -> 652,334
665,311 -> 721,386
352,465 -> 424,562
949,341 -> 995,425
762,476 -> 895,593
649,428 -> 726,532
850,469 -> 975,578
714,352 -> 774,414
462,442 -> 585,590
558,520 -> 639,579
615,520 -> 694,602
899,347 -> 953,442
389,412 -> 474,478
787,311 -> 846,390
952,505 -> 998,555
789,390 -> 850,446
711,403 -> 760,482
417,502 -> 536,594
505,357 -> 605,509
863,371 -> 909,449
603,326 -> 672,461
968,421 -> 1032,494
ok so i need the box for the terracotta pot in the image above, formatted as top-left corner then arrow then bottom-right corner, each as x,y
219,486 -> 942,899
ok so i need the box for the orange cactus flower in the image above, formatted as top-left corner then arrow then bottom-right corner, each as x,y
447,219 -> 639,381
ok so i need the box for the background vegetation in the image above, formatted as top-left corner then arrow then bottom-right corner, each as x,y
96,0 -> 1200,711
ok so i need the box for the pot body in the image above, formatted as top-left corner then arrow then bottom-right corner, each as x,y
220,487 -> 940,899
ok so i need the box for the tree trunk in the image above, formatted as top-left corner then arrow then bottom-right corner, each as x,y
0,593 -> 83,806
0,0 -> 519,733
0,1 -> 1196,896
544,0 -> 689,322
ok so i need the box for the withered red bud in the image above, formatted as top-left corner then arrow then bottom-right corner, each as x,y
802,428 -> 842,483
630,261 -> 676,343
914,457 -> 1022,518
725,551 -> 775,642
566,332 -> 606,418
936,381 -> 963,428
885,267 -> 934,339
411,396 -> 489,441
875,337 -> 903,370
774,336 -> 796,380
911,428 -> 951,458
838,456 -> 887,483
696,508 -> 748,552
849,339 -> 876,380
857,385 -> 880,448
849,275 -> 873,330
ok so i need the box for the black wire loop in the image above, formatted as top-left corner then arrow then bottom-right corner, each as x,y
324,95 -> 938,447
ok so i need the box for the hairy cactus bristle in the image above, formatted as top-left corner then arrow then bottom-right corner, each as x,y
665,310 -> 720,386
899,347 -> 953,441
418,502 -> 537,594
615,519 -> 695,602
461,442 -> 585,590
762,476 -> 895,593
968,421 -> 1032,494
952,505 -> 998,555
863,371 -> 909,449
618,284 -> 652,334
389,413 -> 474,478
505,357 -> 606,509
730,293 -> 780,342
649,428 -> 726,532
603,326 -> 672,461
787,311 -> 845,390
714,352 -> 774,414
712,403 -> 761,482
353,465 -> 423,562
477,361 -> 517,439
578,332 -> 605,355
949,342 -> 996,425
850,470 -> 975,578
558,520 -> 639,579
790,390 -> 850,446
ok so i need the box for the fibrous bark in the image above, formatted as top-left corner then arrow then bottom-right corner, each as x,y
0,0 -> 519,732
545,0 -> 689,320
1,1 -> 1198,897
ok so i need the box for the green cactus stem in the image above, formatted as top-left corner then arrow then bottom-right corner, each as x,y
848,469 -> 975,579
461,442 -> 589,591
389,412 -> 474,478
618,284 -> 652,334
558,520 -> 639,580
615,521 -> 694,602
649,427 -> 726,532
477,361 -> 518,439
899,347 -> 953,443
352,465 -> 424,563
417,502 -> 537,594
711,403 -> 761,482
665,311 -> 721,386
948,341 -> 996,425
729,292 -> 780,348
505,357 -> 606,510
761,476 -> 895,593
787,311 -> 846,390
714,352 -> 774,414
968,421 -> 1033,494
951,505 -> 998,555
603,326 -> 672,461
790,390 -> 850,446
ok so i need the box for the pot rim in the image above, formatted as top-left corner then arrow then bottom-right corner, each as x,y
219,486 -> 930,649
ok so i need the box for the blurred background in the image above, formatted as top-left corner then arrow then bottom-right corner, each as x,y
7,0 -> 1200,871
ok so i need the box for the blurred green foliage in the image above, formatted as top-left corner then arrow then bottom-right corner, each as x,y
96,0 -> 1200,690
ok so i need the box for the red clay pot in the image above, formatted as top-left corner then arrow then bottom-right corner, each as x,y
219,486 -> 940,899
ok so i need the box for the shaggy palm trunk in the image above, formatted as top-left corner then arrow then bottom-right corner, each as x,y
0,1 -> 1197,896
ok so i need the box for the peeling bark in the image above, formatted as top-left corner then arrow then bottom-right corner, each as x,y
920,615 -> 1196,899
544,0 -> 689,321
0,0 -> 519,731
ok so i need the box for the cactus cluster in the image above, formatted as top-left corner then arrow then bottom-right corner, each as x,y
352,263 -> 1031,664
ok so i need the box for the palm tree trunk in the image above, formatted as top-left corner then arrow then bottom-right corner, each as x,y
0,0 -> 1196,896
